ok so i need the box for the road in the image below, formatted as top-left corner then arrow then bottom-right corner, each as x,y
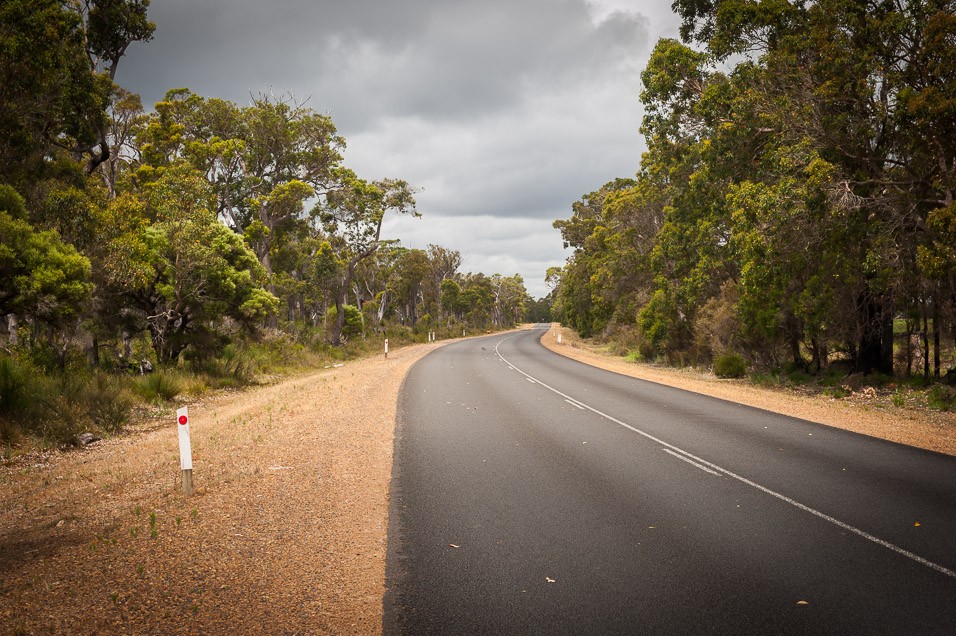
383,325 -> 956,634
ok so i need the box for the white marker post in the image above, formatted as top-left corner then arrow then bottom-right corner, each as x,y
557,333 -> 563,344
385,338 -> 389,359
176,406 -> 194,495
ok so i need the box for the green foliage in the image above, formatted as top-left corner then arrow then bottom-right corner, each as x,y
0,356 -> 44,445
0,208 -> 93,325
713,353 -> 747,379
135,372 -> 183,402
928,385 -> 956,412
891,389 -> 906,408
824,386 -> 851,400
552,0 -> 956,379
0,22 -> 527,449
84,372 -> 134,433
326,305 -> 363,340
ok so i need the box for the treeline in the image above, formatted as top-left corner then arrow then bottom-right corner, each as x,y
551,0 -> 955,379
0,1 -> 528,446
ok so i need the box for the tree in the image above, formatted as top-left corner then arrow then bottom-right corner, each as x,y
322,177 -> 417,344
101,165 -> 277,363
492,274 -> 529,327
0,186 -> 93,335
393,249 -> 431,326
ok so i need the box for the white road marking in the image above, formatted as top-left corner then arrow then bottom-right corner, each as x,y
494,336 -> 956,581
564,399 -> 585,410
526,378 -> 536,384
663,449 -> 722,476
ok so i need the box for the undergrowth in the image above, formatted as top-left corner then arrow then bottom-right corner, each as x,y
1,323 -> 501,457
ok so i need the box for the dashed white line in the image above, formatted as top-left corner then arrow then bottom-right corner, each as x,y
494,335 -> 956,581
564,399 -> 585,410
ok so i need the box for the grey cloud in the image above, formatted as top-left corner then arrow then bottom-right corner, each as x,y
116,0 -> 674,298
120,0 -> 648,131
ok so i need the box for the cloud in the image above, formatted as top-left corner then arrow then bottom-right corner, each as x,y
117,0 -> 674,299
121,0 -> 649,132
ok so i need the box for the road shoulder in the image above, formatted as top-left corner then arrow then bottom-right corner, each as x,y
0,339 -> 444,635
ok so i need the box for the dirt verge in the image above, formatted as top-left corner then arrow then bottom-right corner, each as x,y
0,340 -> 440,635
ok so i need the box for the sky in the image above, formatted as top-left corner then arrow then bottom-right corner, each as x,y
117,0 -> 681,299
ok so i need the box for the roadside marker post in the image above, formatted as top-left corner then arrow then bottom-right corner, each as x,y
557,333 -> 563,344
176,406 -> 194,495
385,338 -> 389,358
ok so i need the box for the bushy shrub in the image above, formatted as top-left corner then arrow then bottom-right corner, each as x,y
928,385 -> 956,412
713,353 -> 747,378
135,371 -> 183,402
84,372 -> 134,433
326,304 -> 363,340
0,356 -> 45,445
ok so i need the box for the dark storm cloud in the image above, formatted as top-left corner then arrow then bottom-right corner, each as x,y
120,0 -> 647,131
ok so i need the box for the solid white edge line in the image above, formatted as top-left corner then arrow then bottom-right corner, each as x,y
564,399 -> 585,410
494,334 -> 956,581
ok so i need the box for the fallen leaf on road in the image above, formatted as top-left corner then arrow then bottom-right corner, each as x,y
448,544 -> 460,549
914,522 -> 921,527
546,577 -> 556,583
796,600 -> 809,605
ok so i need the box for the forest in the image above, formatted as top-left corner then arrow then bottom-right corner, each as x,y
0,0 -> 530,448
551,0 -> 956,388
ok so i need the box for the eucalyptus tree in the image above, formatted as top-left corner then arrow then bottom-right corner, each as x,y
672,0 -> 956,373
322,177 -> 417,344
0,0 -> 153,190
0,186 -> 93,347
98,165 -> 277,363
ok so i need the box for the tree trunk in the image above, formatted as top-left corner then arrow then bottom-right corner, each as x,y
90,335 -> 100,368
905,321 -> 914,377
330,271 -> 352,346
857,290 -> 893,375
933,299 -> 941,377
881,305 -> 894,375
6,313 -> 17,346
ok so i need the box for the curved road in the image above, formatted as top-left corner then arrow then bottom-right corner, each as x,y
384,325 -> 956,634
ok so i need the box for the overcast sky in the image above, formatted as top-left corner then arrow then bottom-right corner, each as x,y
117,1 -> 681,299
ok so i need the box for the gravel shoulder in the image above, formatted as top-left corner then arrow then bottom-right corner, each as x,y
0,339 -> 442,635
540,324 -> 956,457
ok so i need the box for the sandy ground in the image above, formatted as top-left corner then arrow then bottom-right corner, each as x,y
0,340 -> 440,635
540,324 -> 956,457
2,325 -> 953,635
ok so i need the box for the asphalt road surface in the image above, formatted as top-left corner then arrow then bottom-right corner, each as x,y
384,325 -> 956,634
